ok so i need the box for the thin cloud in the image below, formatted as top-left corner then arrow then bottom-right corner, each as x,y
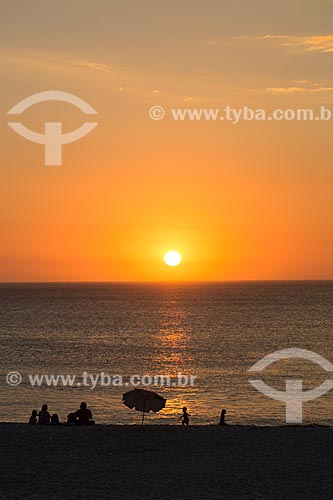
0,51 -> 115,77
201,34 -> 333,54
201,40 -> 218,47
280,35 -> 333,53
266,85 -> 333,94
255,34 -> 333,54
75,60 -> 113,74
261,35 -> 290,39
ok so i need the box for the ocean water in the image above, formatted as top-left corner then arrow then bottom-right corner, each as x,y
0,282 -> 332,425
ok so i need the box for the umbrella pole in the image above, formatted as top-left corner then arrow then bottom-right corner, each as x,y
141,412 -> 145,425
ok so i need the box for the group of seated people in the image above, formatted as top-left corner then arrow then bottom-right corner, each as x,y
29,402 -> 95,426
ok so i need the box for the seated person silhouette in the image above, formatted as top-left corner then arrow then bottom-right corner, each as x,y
50,413 -> 60,425
29,410 -> 38,425
219,408 -> 227,425
38,404 -> 51,425
66,412 -> 77,425
75,402 -> 95,426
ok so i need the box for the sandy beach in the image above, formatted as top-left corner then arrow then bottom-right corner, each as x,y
1,424 -> 332,500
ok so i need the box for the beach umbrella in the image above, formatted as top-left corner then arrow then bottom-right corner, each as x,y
122,388 -> 167,424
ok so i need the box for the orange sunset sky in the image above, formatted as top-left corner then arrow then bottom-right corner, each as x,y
0,1 -> 332,281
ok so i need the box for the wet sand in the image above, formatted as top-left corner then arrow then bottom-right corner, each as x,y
1,424 -> 332,500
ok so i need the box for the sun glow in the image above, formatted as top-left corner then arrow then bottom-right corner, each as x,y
164,250 -> 182,267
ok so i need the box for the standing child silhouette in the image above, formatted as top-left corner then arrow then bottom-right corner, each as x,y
179,407 -> 190,426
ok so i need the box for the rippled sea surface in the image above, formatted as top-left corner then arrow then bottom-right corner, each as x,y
0,282 -> 332,425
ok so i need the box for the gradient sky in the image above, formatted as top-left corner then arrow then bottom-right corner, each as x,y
1,0 -> 332,281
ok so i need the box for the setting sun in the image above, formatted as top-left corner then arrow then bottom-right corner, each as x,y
164,251 -> 182,267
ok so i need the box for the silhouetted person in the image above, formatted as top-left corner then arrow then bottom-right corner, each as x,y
38,404 -> 51,425
179,407 -> 190,426
51,413 -> 60,425
75,402 -> 95,426
29,410 -> 37,425
219,409 -> 227,425
66,412 -> 77,425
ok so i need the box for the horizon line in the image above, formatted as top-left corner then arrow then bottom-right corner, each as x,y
0,279 -> 332,285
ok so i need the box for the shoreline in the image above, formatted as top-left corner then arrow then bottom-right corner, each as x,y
1,422 -> 333,427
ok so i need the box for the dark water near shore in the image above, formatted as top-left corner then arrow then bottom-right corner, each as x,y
0,282 -> 332,425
